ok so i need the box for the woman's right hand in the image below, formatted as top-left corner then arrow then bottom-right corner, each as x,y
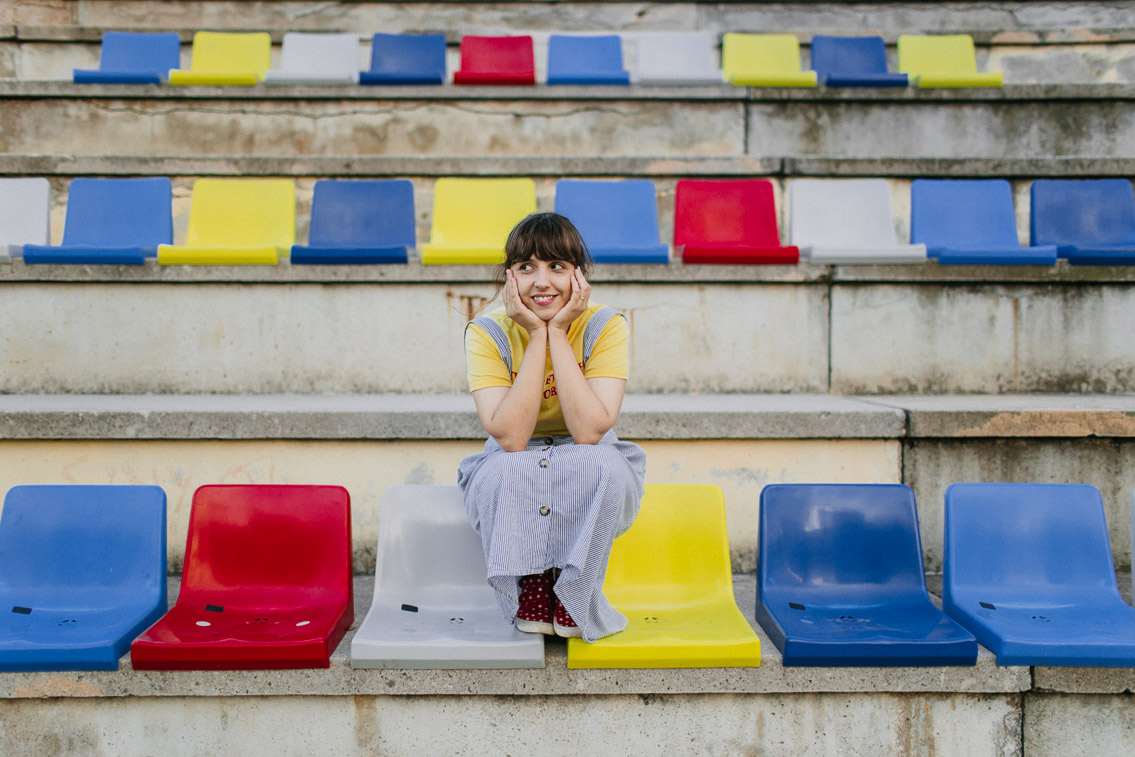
503,269 -> 546,334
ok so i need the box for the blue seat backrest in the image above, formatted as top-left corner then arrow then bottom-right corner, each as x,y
61,178 -> 173,248
810,35 -> 888,76
554,179 -> 661,247
1030,179 -> 1135,248
307,179 -> 416,248
547,35 -> 626,75
760,484 -> 928,602
910,179 -> 1020,248
367,33 -> 446,79
0,485 -> 167,602
944,483 -> 1121,604
98,31 -> 182,74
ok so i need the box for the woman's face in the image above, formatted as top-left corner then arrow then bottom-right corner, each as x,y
510,257 -> 576,321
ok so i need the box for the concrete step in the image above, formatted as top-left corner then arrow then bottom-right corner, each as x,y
0,392 -> 1131,576
0,263 -> 1132,396
1,82 -> 1132,160
4,154 -> 1135,180
0,572 -> 1130,755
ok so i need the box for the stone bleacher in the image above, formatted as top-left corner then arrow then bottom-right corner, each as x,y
1,1 -> 1134,755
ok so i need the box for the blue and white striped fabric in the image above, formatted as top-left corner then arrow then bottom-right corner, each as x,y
458,431 -> 645,642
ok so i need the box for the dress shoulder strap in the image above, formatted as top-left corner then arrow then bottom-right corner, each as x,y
466,317 -> 513,376
582,307 -> 622,369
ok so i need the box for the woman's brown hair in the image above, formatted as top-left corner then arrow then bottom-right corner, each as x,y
491,212 -> 593,299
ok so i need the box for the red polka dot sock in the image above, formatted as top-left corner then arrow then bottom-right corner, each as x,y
515,570 -> 554,635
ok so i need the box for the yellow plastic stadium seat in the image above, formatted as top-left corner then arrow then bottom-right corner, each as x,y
566,485 -> 762,669
722,33 -> 817,88
168,32 -> 271,86
158,179 -> 294,266
897,34 -> 1003,88
420,178 -> 537,265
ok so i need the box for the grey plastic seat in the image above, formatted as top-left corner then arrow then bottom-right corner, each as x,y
350,485 -> 545,669
0,178 -> 51,263
264,32 -> 359,85
633,32 -> 723,85
789,179 -> 927,265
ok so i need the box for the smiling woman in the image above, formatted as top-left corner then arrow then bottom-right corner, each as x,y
457,212 -> 646,642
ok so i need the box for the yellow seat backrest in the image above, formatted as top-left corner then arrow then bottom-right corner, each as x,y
721,33 -> 815,87
897,34 -> 979,76
723,33 -> 803,77
897,34 -> 1002,87
604,484 -> 735,607
186,179 -> 295,249
423,178 -> 536,263
188,31 -> 271,76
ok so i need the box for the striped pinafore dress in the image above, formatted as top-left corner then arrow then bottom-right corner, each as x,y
457,308 -> 646,642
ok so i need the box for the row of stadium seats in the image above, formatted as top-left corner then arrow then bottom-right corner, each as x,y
68,30 -> 1002,88
4,176 -> 1133,266
1,483 -> 1132,672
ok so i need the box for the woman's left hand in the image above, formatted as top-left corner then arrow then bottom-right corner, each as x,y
549,268 -> 591,332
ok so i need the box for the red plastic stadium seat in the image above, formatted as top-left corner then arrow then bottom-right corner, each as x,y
131,485 -> 353,670
453,35 -> 535,85
674,179 -> 799,264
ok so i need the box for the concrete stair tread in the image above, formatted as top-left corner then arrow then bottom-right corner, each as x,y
1,392 -> 1132,441
4,80 -> 1135,101
3,257 -> 1135,285
5,155 -> 1135,180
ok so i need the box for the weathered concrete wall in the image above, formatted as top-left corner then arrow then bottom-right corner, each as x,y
830,284 -> 1135,394
3,92 -> 1133,161
0,692 -> 1023,757
1024,694 -> 1135,756
747,99 -> 1135,159
6,277 -> 1130,395
0,281 -> 830,393
0,97 -> 746,158
0,437 -> 901,574
905,438 -> 1135,572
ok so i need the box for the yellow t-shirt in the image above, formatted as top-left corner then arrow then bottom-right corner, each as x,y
465,304 -> 629,437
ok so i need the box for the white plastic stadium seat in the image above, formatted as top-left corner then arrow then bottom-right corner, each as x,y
789,178 -> 927,265
350,485 -> 546,669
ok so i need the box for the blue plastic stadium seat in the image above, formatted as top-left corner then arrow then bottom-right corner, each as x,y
810,35 -> 908,87
554,179 -> 669,263
756,484 -> 976,666
945,483 -> 1135,666
360,33 -> 447,85
291,179 -> 414,264
0,485 -> 167,671
910,179 -> 1057,265
350,485 -> 545,669
73,31 -> 182,84
23,178 -> 172,265
546,35 -> 630,85
1030,179 -> 1135,265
